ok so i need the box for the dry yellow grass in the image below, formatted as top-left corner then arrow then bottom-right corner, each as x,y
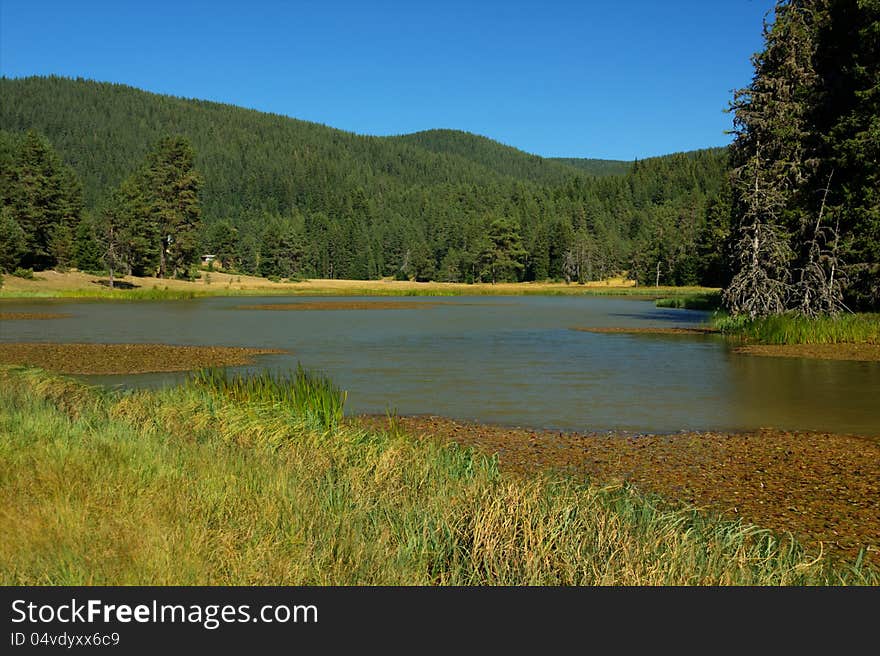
0,269 -> 289,293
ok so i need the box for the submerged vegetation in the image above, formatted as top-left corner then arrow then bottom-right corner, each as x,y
0,366 -> 876,585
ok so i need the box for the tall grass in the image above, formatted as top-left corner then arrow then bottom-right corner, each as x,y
714,313 -> 880,345
0,366 -> 875,585
187,366 -> 346,431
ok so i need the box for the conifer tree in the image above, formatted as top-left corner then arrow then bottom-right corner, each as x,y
479,217 -> 527,283
143,136 -> 203,278
5,131 -> 83,270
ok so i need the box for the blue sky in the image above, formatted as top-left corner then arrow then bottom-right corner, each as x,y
1,1 -> 774,160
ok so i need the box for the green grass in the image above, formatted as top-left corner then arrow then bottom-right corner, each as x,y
655,291 -> 722,311
713,312 -> 880,345
0,366 -> 875,585
187,366 -> 346,432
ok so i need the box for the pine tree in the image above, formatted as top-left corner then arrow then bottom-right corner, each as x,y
725,1 -> 828,317
726,0 -> 879,315
73,214 -> 104,272
815,0 -> 880,309
143,136 -> 203,278
0,206 -> 26,272
479,218 -> 527,283
6,131 -> 83,270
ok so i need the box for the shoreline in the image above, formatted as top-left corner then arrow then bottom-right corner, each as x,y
354,413 -> 880,565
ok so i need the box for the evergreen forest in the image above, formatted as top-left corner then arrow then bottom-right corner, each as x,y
0,76 -> 729,287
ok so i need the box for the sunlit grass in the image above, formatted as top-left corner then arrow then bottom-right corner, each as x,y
713,313 -> 880,345
0,280 -> 720,301
0,366 -> 874,585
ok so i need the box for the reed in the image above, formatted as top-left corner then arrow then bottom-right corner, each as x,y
186,365 -> 346,431
713,312 -> 880,345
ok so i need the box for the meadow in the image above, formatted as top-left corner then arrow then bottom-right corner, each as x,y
0,269 -> 715,300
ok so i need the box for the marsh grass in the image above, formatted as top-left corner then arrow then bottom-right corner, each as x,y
714,313 -> 880,345
655,291 -> 722,311
0,366 -> 875,585
187,366 -> 346,431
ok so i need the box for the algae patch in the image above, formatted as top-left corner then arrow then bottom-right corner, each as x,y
0,343 -> 286,374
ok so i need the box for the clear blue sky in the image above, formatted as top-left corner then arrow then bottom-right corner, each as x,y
0,0 -> 774,160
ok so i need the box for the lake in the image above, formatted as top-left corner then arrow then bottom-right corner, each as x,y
2,295 -> 878,436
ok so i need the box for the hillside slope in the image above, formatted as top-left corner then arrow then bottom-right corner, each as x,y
0,75 -> 728,284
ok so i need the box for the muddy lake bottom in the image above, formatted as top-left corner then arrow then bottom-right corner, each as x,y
356,414 -> 880,565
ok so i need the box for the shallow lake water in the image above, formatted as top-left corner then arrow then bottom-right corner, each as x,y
2,295 -> 879,436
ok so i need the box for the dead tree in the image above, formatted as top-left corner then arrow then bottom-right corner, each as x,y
791,171 -> 847,316
723,145 -> 794,319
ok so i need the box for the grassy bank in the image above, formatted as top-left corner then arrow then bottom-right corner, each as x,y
714,313 -> 880,345
0,366 -> 874,585
652,290 -> 880,348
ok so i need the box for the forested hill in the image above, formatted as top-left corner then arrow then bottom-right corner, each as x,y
0,76 -> 595,209
388,129 -> 612,184
0,75 -> 729,285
